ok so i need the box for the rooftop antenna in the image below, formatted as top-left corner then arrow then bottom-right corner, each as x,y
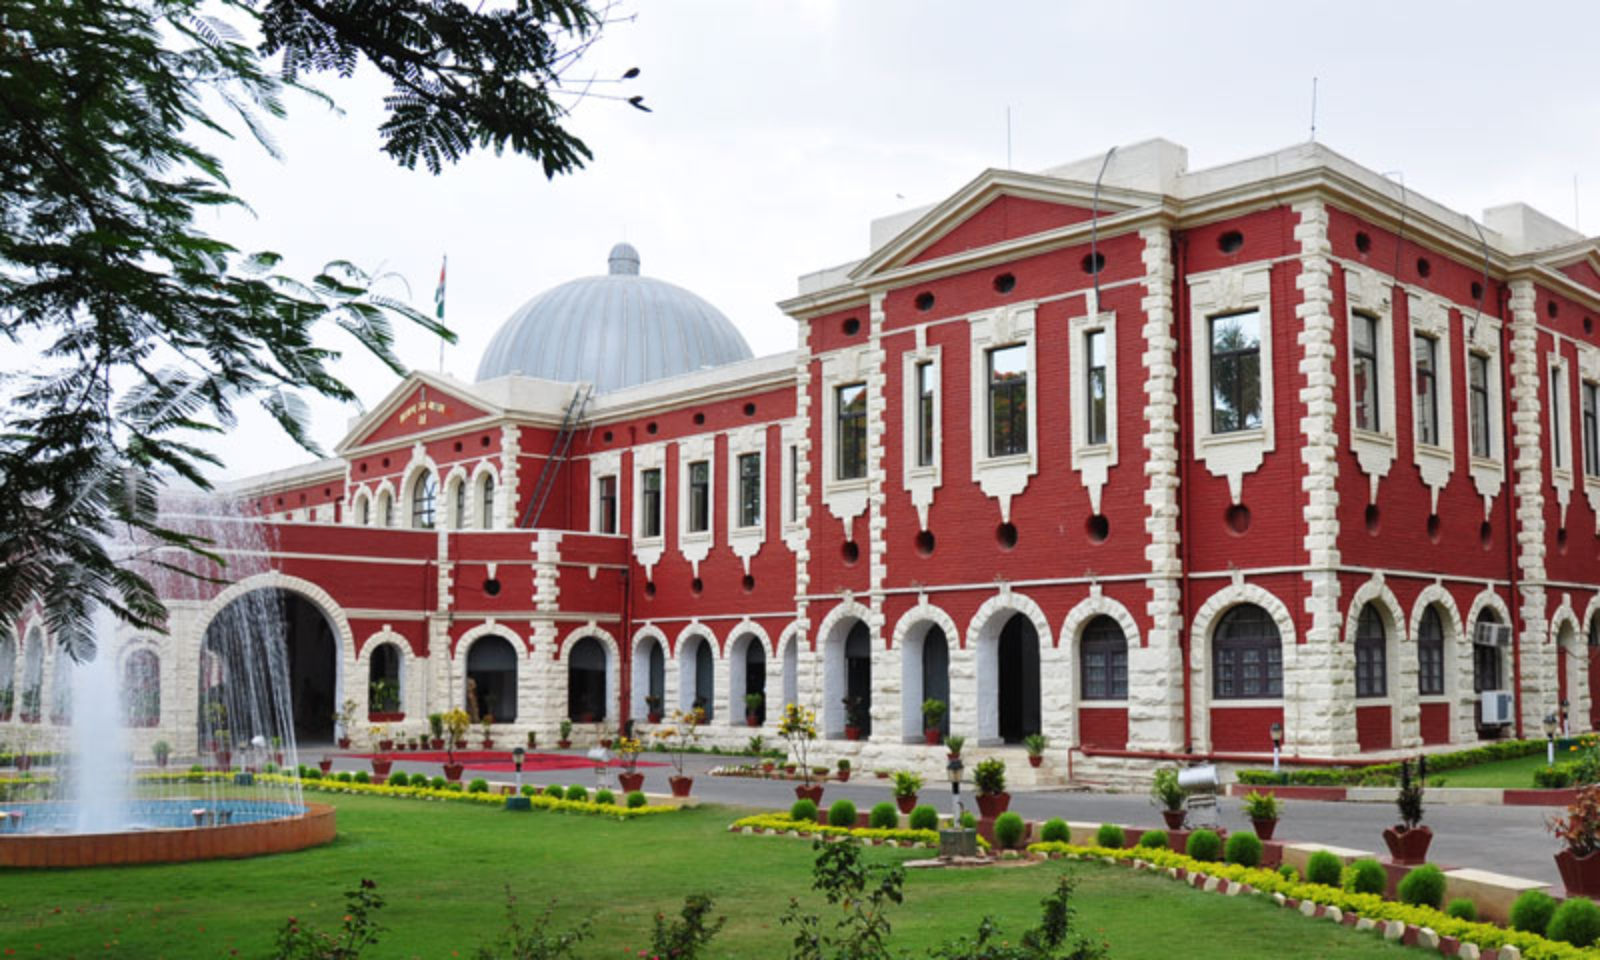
1309,76 -> 1318,142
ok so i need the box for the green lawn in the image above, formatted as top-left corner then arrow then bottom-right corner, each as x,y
0,794 -> 1423,959
1433,751 -> 1554,788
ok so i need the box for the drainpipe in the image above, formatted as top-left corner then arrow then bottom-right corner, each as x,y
1499,283 -> 1524,740
1173,230 -> 1195,753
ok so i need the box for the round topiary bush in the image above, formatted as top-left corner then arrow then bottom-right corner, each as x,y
544,784 -> 565,797
1511,890 -> 1558,935
827,799 -> 857,827
386,772 -> 408,787
430,776 -> 447,790
994,812 -> 1025,849
565,784 -> 588,802
353,771 -> 371,784
869,802 -> 899,830
336,772 -> 354,783
1137,830 -> 1168,849
1095,824 -> 1125,849
520,783 -> 538,797
1397,865 -> 1447,909
1276,864 -> 1299,883
1446,899 -> 1478,922
626,790 -> 647,809
791,798 -> 819,822
304,769 -> 322,781
1040,818 -> 1070,844
1549,898 -> 1600,947
467,778 -> 489,794
1224,831 -> 1262,868
594,788 -> 615,806
1305,850 -> 1343,887
1186,829 -> 1222,863
1343,858 -> 1387,896
909,805 -> 939,832
960,812 -> 977,829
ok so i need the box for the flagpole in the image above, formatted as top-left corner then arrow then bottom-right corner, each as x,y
435,254 -> 447,374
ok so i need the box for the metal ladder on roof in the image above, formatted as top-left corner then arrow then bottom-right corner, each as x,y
518,383 -> 592,529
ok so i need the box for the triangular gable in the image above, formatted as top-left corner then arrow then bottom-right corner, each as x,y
908,195 -> 1102,265
1557,255 -> 1600,297
338,372 -> 498,452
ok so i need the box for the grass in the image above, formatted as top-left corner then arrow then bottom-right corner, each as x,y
0,793 -> 1426,958
1431,751 -> 1559,788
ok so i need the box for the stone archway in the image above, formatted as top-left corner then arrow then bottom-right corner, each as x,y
198,588 -> 341,745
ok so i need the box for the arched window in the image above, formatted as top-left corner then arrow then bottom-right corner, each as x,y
1355,603 -> 1386,698
1418,606 -> 1445,696
411,473 -> 437,529
1212,604 -> 1282,699
0,631 -> 15,721
448,478 -> 466,529
377,491 -> 394,527
122,649 -> 161,727
466,635 -> 517,723
479,474 -> 496,530
356,495 -> 371,526
1080,615 -> 1128,701
567,636 -> 607,723
19,628 -> 43,722
368,644 -> 401,714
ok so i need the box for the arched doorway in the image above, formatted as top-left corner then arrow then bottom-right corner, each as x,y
1589,613 -> 1600,730
466,635 -> 518,724
200,589 -> 338,744
996,614 -> 1040,744
844,621 -> 872,738
899,622 -> 949,742
729,634 -> 767,726
567,636 -> 608,723
679,634 -> 715,720
633,635 -> 666,720
368,644 -> 401,716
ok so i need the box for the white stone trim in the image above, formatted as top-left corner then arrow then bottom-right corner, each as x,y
349,488 -> 373,527
630,625 -> 670,719
1187,583 -> 1297,753
1409,584 -> 1470,733
1343,264 -> 1397,501
399,451 -> 440,530
1465,588 -> 1514,632
468,461 -> 500,531
1344,574 -> 1412,748
1060,588 -> 1142,746
779,418 -> 806,553
1550,353 -> 1575,528
1578,347 -> 1600,531
776,621 -> 803,711
372,480 -> 397,528
962,588 -> 1059,745
1406,291 -> 1457,511
967,304 -> 1038,522
817,348 -> 872,531
1140,225 -> 1184,752
1068,309 -> 1119,514
496,425 -> 522,529
1464,311 -> 1506,509
631,442 -> 667,574
725,425 -> 769,574
674,622 -> 721,723
891,601 -> 961,742
1188,262 -> 1276,503
589,449 -> 621,535
442,465 -> 471,530
899,338 -> 943,530
676,434 -> 715,572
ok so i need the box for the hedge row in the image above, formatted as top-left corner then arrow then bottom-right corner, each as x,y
1235,739 -> 1549,787
260,774 -> 677,819
730,813 -> 991,850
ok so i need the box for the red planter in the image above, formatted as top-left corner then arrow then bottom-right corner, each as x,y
762,763 -> 776,774
443,763 -> 464,782
318,759 -> 333,774
558,739 -> 572,749
481,739 -> 494,750
837,770 -> 851,783
794,783 -> 825,804
273,752 -> 285,766
377,740 -> 394,752
669,776 -> 694,798
214,751 -> 232,770
895,795 -> 918,815
370,758 -> 393,777
430,738 -> 444,750
975,792 -> 1011,819
619,772 -> 645,793
647,713 -> 663,724
1161,809 -> 1187,831
1382,825 -> 1433,865
923,729 -> 942,746
1027,755 -> 1043,768
747,713 -> 760,727
337,738 -> 351,750
1252,818 -> 1278,841
844,726 -> 862,741
1556,848 -> 1600,897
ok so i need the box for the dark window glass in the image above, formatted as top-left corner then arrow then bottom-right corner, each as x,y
1085,329 -> 1108,446
641,469 -> 662,539
836,383 -> 867,480
1472,611 -> 1502,692
738,453 -> 761,527
411,474 -> 436,529
915,361 -> 936,467
479,478 -> 494,529
988,344 -> 1028,457
1584,383 -> 1600,477
1209,311 -> 1262,433
1353,313 -> 1380,432
687,461 -> 709,533
1079,615 -> 1127,701
1553,365 -> 1567,470
1469,353 -> 1492,458
1212,604 -> 1282,699
1418,606 -> 1445,696
788,444 -> 798,522
1414,334 -> 1439,446
1355,603 -> 1387,698
598,476 -> 617,534
453,480 -> 466,528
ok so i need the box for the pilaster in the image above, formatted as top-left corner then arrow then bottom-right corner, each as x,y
1509,279 -> 1552,730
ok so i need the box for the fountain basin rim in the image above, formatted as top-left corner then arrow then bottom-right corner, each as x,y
0,802 -> 335,868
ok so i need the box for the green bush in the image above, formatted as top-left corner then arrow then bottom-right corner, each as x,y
1511,890 -> 1558,935
565,784 -> 588,802
1343,858 -> 1386,896
1276,864 -> 1299,883
1397,864 -> 1446,909
1095,824 -> 1125,849
1535,764 -> 1575,789
626,790 -> 647,809
353,771 -> 370,784
790,798 -> 819,822
1224,831 -> 1262,868
1305,850 -> 1343,888
336,772 -> 354,783
1548,898 -> 1600,947
544,784 -> 565,797
909,805 -> 939,831
959,812 -> 977,829
385,772 -> 408,787
429,776 -> 447,790
994,812 -> 1025,849
445,782 -> 463,792
520,783 -> 538,797
1040,818 -> 1070,844
189,764 -> 205,774
467,778 -> 489,794
1445,899 -> 1478,922
303,768 -> 322,781
827,799 -> 857,827
1185,829 -> 1221,863
1137,830 -> 1168,849
868,802 -> 899,830
594,789 -> 615,806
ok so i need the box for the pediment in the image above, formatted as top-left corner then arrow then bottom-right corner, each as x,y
338,373 -> 498,452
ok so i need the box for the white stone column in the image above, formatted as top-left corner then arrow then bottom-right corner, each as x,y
1509,279 -> 1552,732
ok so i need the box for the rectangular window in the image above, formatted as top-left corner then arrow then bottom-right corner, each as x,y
1414,333 -> 1439,446
597,476 -> 617,534
1552,364 -> 1567,471
1081,649 -> 1127,700
738,453 -> 761,528
1419,643 -> 1445,697
836,383 -> 867,480
1209,310 -> 1263,433
787,444 -> 799,522
686,461 -> 709,534
1473,642 -> 1502,693
1355,643 -> 1387,698
1469,353 -> 1492,458
1085,329 -> 1108,446
1352,312 -> 1380,432
915,361 -> 935,467
987,343 -> 1028,457
641,468 -> 662,539
1584,383 -> 1600,477
1214,645 -> 1283,699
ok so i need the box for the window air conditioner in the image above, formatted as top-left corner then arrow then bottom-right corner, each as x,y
1479,690 -> 1515,726
1473,621 -> 1513,648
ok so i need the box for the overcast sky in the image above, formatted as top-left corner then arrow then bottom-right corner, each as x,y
196,0 -> 1600,481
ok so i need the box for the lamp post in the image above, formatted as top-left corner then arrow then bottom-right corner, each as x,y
1545,712 -> 1559,767
946,756 -> 964,825
1562,699 -> 1572,737
512,746 -> 526,793
1269,721 -> 1283,777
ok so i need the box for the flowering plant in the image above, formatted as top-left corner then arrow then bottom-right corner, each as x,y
1550,784 -> 1600,856
653,709 -> 704,777
776,703 -> 819,784
616,736 -> 644,773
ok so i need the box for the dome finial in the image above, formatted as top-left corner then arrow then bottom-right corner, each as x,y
608,242 -> 640,276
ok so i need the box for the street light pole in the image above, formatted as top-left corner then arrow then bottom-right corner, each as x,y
1269,721 -> 1283,777
946,757 -> 964,825
1545,713 -> 1559,767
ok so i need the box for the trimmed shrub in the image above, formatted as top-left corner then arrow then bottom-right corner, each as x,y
1095,824 -> 1125,849
336,772 -> 354,783
626,790 -> 647,809
303,769 -> 322,781
959,812 -> 977,829
594,789 -> 615,807
1397,864 -> 1447,909
1276,864 -> 1299,883
520,784 -> 538,797
429,776 -> 447,790
909,805 -> 939,832
1549,898 -> 1600,948
565,784 -> 588,802
544,784 -> 565,797
827,799 -> 857,828
1511,890 -> 1558,935
1446,899 -> 1478,922
1186,829 -> 1221,863
1224,831 -> 1262,868
1535,765 -> 1575,789
1040,818 -> 1070,844
445,782 -> 463,792
1305,850 -> 1343,888
868,802 -> 899,830
994,812 -> 1025,849
1342,858 -> 1386,896
353,771 -> 371,784
467,778 -> 489,794
1137,830 -> 1168,849
386,772 -> 408,787
790,798 -> 819,822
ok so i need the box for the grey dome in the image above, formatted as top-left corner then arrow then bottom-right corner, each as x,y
475,243 -> 752,391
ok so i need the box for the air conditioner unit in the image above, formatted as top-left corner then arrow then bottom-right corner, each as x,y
1473,621 -> 1513,648
1480,690 -> 1515,726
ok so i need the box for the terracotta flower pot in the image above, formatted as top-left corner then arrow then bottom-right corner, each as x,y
318,759 -> 333,774
443,763 -> 464,782
1161,809 -> 1187,831
378,740 -> 393,752
669,775 -> 694,798
1382,825 -> 1433,865
746,713 -> 760,727
975,792 -> 1011,819
923,728 -> 942,746
600,739 -> 614,749
794,783 -> 825,804
1028,755 -> 1043,768
215,751 -> 232,770
896,794 -> 918,815
558,739 -> 572,749
844,726 -> 862,741
1556,848 -> 1600,898
619,772 -> 645,793
648,713 -> 662,724
337,738 -> 351,750
430,738 -> 444,750
273,752 -> 284,766
481,739 -> 494,750
1251,817 -> 1278,841
370,758 -> 393,776
837,770 -> 850,783
762,763 -> 776,774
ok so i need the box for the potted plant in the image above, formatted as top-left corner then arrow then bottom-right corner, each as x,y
1151,767 -> 1187,830
428,712 -> 445,750
479,714 -> 495,749
370,753 -> 393,781
334,699 -> 359,749
558,718 -> 573,749
1383,759 -> 1433,865
318,755 -> 334,774
778,703 -> 824,804
1242,790 -> 1280,840
1023,733 -> 1049,768
645,695 -> 664,725
152,740 -> 172,768
893,770 -> 924,814
441,707 -> 471,782
842,695 -> 866,741
526,730 -> 539,750
368,678 -> 399,718
836,757 -> 851,782
944,734 -> 965,763
761,757 -> 776,774
1551,784 -> 1600,896
973,756 -> 1009,818
921,698 -> 946,746
406,737 -> 418,752
653,708 -> 703,797
745,692 -> 764,727
616,736 -> 645,793
269,735 -> 284,765
372,723 -> 393,753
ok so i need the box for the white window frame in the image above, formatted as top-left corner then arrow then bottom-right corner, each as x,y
588,449 -> 622,535
900,334 -> 942,531
1463,313 -> 1505,505
1407,291 -> 1456,510
675,434 -> 714,569
1188,265 -> 1275,504
1069,309 -> 1118,514
1580,345 -> 1600,531
1343,266 -> 1397,492
779,419 -> 806,553
631,442 -> 666,572
818,347 -> 872,531
726,424 -> 769,572
967,303 -> 1038,521
1551,351 -> 1575,529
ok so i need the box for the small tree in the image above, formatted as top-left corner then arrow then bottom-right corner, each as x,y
653,709 -> 704,779
441,708 -> 471,763
777,703 -> 820,785
1397,759 -> 1425,830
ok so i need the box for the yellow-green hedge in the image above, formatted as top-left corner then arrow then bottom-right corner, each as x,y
731,813 -> 991,849
261,774 -> 676,819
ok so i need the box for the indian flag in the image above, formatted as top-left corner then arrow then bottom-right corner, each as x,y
434,255 -> 447,320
